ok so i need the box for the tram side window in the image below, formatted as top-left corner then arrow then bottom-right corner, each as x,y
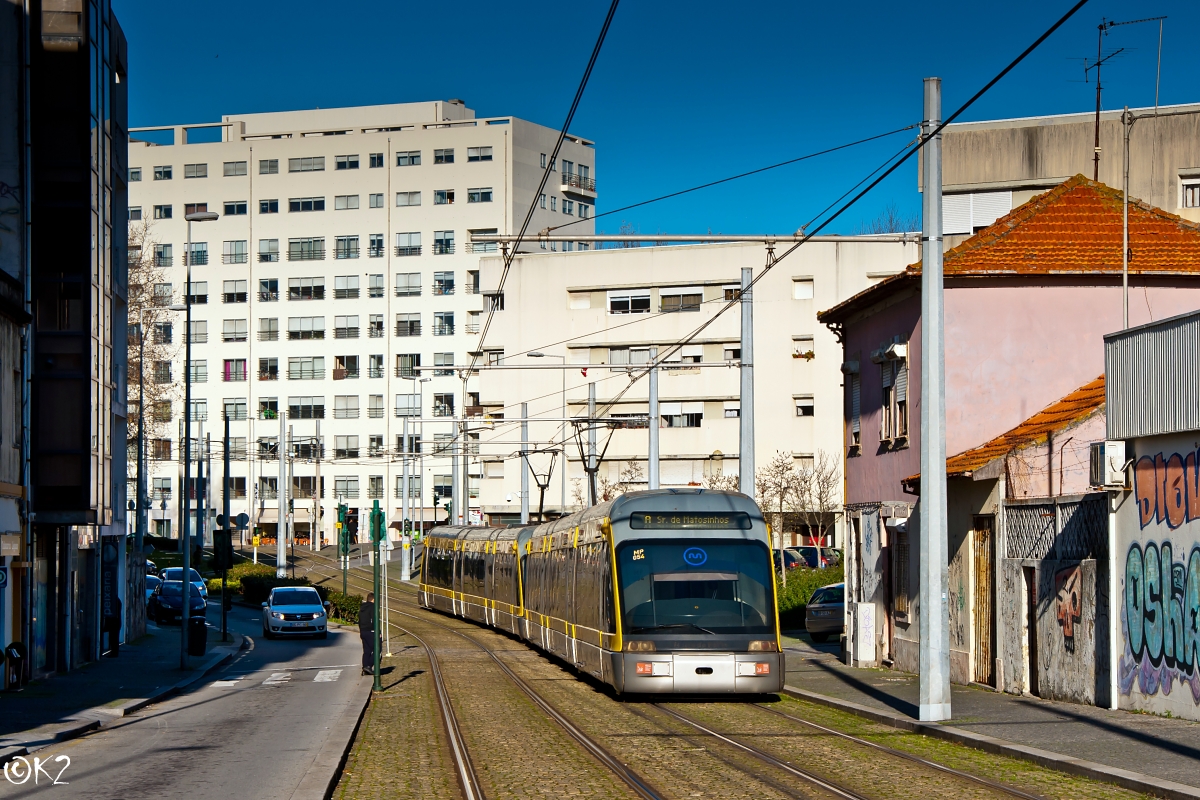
428,544 -> 454,589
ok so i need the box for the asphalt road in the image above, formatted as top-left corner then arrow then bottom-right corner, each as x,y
11,606 -> 366,799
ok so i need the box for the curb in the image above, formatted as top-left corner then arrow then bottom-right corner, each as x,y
0,635 -> 250,764
288,674 -> 373,800
782,684 -> 1200,800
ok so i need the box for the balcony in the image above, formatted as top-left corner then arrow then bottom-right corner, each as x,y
368,326 -> 384,338
368,246 -> 385,258
183,252 -> 209,266
287,250 -> 326,261
259,290 -> 279,302
561,172 -> 597,197
465,242 -> 497,255
433,323 -> 454,337
223,292 -> 248,303
154,255 -> 173,267
188,333 -> 208,344
368,287 -> 384,298
465,323 -> 480,334
287,367 -> 325,380
368,487 -> 384,499
337,487 -> 360,499
367,408 -> 384,418
395,367 -> 417,378
395,324 -> 421,337
223,253 -> 249,264
333,408 -> 360,420
258,330 -> 279,342
259,252 -> 279,263
259,488 -> 279,499
332,368 -> 360,380
222,332 -> 248,343
464,283 -> 481,294
222,369 -> 248,382
394,246 -> 421,257
334,448 -> 360,459
368,367 -> 384,378
258,370 -> 279,381
432,242 -> 454,255
333,327 -> 360,339
258,409 -> 279,420
432,283 -> 455,296
334,288 -> 360,300
432,404 -> 454,418
288,331 -> 325,341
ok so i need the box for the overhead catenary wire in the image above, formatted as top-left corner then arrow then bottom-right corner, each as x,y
467,0 -> 620,378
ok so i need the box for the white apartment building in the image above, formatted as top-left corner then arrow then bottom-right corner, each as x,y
473,239 -> 919,543
128,100 -> 596,542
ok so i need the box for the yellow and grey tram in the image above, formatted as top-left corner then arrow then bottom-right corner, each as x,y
419,489 -> 783,694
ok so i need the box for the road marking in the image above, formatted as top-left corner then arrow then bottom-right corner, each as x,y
263,672 -> 291,685
212,678 -> 243,687
314,670 -> 342,683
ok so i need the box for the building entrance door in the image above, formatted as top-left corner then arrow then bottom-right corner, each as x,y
972,515 -> 995,685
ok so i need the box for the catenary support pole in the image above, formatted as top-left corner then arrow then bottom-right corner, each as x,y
739,267 -> 755,496
1122,105 -> 1130,329
648,347 -> 660,490
587,383 -> 597,506
402,415 -> 410,581
313,419 -> 321,550
181,222 -> 194,669
521,402 -> 530,524
222,413 -> 231,642
919,76 -> 952,722
277,411 -> 287,578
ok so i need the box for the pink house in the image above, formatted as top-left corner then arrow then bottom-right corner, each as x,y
818,175 -> 1200,681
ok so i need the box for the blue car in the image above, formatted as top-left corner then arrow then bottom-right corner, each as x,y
145,574 -> 162,607
148,580 -> 207,625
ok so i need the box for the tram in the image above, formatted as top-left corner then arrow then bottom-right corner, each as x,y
418,489 -> 784,694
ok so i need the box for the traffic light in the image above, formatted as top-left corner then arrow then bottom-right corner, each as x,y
337,504 -> 349,555
212,529 -> 234,571
370,500 -> 384,544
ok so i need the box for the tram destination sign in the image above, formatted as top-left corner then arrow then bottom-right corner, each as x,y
629,512 -> 752,530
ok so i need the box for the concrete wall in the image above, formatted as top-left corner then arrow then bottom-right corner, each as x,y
1115,431 -> 1200,720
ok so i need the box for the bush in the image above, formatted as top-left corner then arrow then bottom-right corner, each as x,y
205,561 -> 274,596
326,591 -> 362,623
776,565 -> 844,630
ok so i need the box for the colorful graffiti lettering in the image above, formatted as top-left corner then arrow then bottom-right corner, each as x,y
1055,565 -> 1082,648
1120,541 -> 1200,702
1133,450 -> 1200,530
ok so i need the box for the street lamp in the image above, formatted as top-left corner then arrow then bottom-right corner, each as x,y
402,376 -> 431,535
528,352 -> 566,515
179,210 -> 218,669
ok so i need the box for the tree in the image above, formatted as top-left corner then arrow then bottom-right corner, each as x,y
703,471 -> 740,492
793,450 -> 842,546
755,451 -> 803,586
598,461 -> 644,502
857,201 -> 919,235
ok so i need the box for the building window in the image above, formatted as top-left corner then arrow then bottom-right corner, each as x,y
434,352 -> 455,376
368,475 -> 384,498
129,206 -> 142,221
540,153 -> 547,168
434,148 -> 454,164
467,187 -> 492,203
188,320 -> 208,343
259,240 -> 279,263
153,322 -> 173,344
550,196 -> 557,211
188,360 -> 208,383
223,160 -> 247,177
288,396 -> 326,419
848,373 -> 861,450
433,311 -> 454,336
184,203 -> 208,217
259,278 -> 279,302
396,353 -> 420,378
129,167 -> 142,182
485,292 -> 504,312
334,397 -> 360,420
724,402 -> 740,418
334,194 -> 360,210
189,400 -> 208,421
433,189 -> 454,205
395,393 -> 420,417
433,230 -> 454,255
563,200 -> 574,216
288,357 -> 326,381
608,347 -> 649,366
880,357 -> 909,441
893,527 -> 910,615
223,359 -> 248,382
222,281 -> 248,304
539,194 -> 546,209
660,288 -> 702,313
395,313 -> 421,337
223,200 -> 247,216
287,316 -> 325,340
289,196 -> 325,212
259,318 -> 279,341
334,275 -> 360,299
287,238 -> 326,261
153,244 -> 173,266
433,271 -> 455,295
792,279 -> 814,300
369,193 -> 384,208
186,281 -> 208,304
153,477 -> 172,499
334,315 -> 359,339
368,315 -> 384,339
288,276 -> 325,300
395,272 -> 421,296
184,163 -> 207,179
396,191 -> 421,207
335,154 -> 359,170
395,232 -> 421,257
661,402 -> 703,428
223,240 -> 248,264
258,358 -> 279,381
334,355 -> 359,379
579,203 -> 591,219
153,402 -> 172,422
258,399 -> 279,422
333,477 -> 359,499
151,438 -> 171,460
222,317 -> 248,341
396,150 -> 421,167
153,360 -> 172,384
369,153 -> 384,168
793,335 -> 815,359
153,204 -> 172,220
259,159 -> 279,175
259,198 -> 279,214
369,236 -> 385,259
335,236 -> 360,260
795,395 -> 815,417
153,165 -> 172,181
433,393 -> 455,417
608,290 -> 650,314
467,146 -> 493,162
1185,183 -> 1200,209
288,156 -> 325,173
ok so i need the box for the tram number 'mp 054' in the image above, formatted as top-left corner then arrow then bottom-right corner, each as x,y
628,511 -> 752,530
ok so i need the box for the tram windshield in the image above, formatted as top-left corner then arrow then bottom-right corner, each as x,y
616,540 -> 774,635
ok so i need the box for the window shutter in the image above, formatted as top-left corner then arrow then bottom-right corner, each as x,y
895,361 -> 907,403
850,375 -> 861,434
681,401 -> 705,414
881,361 -> 894,389
660,402 -> 682,416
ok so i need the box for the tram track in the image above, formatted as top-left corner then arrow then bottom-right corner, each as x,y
259,548 -> 1059,800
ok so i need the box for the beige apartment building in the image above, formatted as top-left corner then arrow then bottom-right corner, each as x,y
473,238 -> 919,542
127,100 -> 596,541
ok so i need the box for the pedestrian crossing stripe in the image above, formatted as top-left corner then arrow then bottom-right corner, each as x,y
263,672 -> 291,685
314,670 -> 342,682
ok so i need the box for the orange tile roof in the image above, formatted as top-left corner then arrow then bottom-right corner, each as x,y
904,375 -> 1105,486
819,175 -> 1200,324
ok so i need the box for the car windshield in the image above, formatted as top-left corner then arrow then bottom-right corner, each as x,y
163,568 -> 203,582
146,576 -> 161,588
617,540 -> 775,635
810,586 -> 844,605
160,581 -> 199,597
272,589 -> 321,606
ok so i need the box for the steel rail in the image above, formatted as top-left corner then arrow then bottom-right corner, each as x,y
273,550 -> 665,800
752,703 -> 1046,800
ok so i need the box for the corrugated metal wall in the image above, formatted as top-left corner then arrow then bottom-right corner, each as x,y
1105,310 -> 1200,440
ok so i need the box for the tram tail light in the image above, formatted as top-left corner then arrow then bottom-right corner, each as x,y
747,640 -> 777,652
625,640 -> 656,652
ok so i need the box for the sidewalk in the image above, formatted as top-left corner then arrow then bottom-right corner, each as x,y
782,631 -> 1200,797
0,615 -> 243,759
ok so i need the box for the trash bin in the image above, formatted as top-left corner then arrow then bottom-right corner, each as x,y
5,642 -> 25,690
187,615 -> 207,656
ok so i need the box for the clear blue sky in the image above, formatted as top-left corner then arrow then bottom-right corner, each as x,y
114,0 -> 1192,235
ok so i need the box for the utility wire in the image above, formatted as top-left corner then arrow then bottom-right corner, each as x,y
595,0 -> 1093,417
545,124 -> 918,233
467,0 -> 620,377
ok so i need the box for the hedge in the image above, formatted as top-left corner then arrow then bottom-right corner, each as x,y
205,562 -> 275,595
326,591 -> 363,623
776,565 -> 844,630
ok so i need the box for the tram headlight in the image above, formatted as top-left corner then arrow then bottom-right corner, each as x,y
747,640 -> 777,652
625,640 -> 656,652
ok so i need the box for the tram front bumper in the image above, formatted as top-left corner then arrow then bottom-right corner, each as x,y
619,652 -> 784,693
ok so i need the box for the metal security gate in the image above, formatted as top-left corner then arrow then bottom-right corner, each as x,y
972,516 -> 995,685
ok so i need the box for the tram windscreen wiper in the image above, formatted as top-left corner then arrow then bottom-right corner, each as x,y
631,623 -> 717,635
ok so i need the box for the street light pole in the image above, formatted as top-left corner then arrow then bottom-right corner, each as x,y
528,352 -> 566,514
179,210 -> 217,669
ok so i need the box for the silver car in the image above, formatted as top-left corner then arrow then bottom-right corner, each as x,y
804,582 -> 844,643
261,586 -> 330,639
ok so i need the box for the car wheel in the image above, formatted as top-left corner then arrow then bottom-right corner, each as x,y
810,632 -> 828,643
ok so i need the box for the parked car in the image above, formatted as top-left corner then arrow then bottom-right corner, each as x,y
261,586 -> 331,640
159,567 -> 208,598
144,574 -> 162,606
787,546 -> 836,569
148,580 -> 207,625
146,559 -> 158,575
804,582 -> 845,643
775,548 -> 808,571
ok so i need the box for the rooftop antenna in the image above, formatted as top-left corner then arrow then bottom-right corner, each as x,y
1084,15 -> 1166,181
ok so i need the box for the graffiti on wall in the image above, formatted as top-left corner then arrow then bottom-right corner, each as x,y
1133,451 -> 1200,530
1120,540 -> 1200,702
1056,565 -> 1082,650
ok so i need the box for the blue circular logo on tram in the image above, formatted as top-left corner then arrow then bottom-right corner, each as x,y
683,547 -> 708,567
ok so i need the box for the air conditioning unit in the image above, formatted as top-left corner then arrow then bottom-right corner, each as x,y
1090,440 -> 1128,489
